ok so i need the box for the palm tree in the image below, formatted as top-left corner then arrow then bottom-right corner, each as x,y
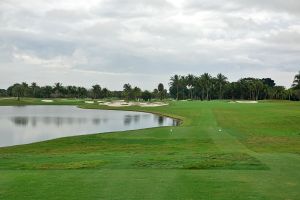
101,88 -> 110,98
216,73 -> 227,99
30,82 -> 38,97
123,83 -> 132,100
179,76 -> 187,99
77,87 -> 88,98
92,84 -> 101,99
186,74 -> 195,99
158,83 -> 165,100
253,79 -> 264,100
201,73 -> 212,100
21,82 -> 30,97
42,86 -> 53,98
133,86 -> 142,100
53,82 -> 64,97
196,76 -> 205,100
153,89 -> 159,99
286,89 -> 293,101
170,75 -> 180,100
12,84 -> 24,101
141,90 -> 152,101
273,86 -> 285,99
66,86 -> 77,98
292,71 -> 300,89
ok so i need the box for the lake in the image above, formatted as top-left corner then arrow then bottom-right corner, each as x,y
0,106 -> 179,147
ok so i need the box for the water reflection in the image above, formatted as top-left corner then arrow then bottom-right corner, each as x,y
11,115 -> 179,128
173,120 -> 180,126
11,117 -> 88,127
11,117 -> 29,127
158,116 -> 164,125
92,118 -> 101,125
1,106 -> 179,147
123,115 -> 142,126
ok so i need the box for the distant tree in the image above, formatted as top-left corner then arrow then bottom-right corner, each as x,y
141,90 -> 152,101
216,73 -> 227,99
253,79 -> 264,100
179,76 -> 187,99
30,82 -> 39,97
123,84 -> 132,100
273,86 -> 286,99
3,72 -> 298,101
286,89 -> 293,101
91,84 -> 101,99
0,89 -> 7,97
201,73 -> 212,100
101,88 -> 110,98
53,82 -> 64,97
158,83 -> 165,100
111,91 -> 123,99
77,87 -> 88,98
153,89 -> 159,99
196,76 -> 205,100
293,89 -> 300,100
186,74 -> 195,99
40,86 -> 53,98
226,82 -> 240,100
132,86 -> 142,100
261,78 -> 276,87
65,86 -> 74,98
20,82 -> 30,97
170,75 -> 180,100
11,84 -> 24,101
292,71 -> 300,89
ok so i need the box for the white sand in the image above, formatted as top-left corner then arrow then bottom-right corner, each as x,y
41,99 -> 53,103
85,101 -> 94,104
139,102 -> 168,107
236,101 -> 258,104
99,101 -> 168,107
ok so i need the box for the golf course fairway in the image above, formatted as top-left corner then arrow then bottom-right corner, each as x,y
0,99 -> 299,200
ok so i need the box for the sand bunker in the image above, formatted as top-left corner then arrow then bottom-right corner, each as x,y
41,99 -> 53,103
99,101 -> 168,107
139,102 -> 168,107
0,98 -> 14,100
85,101 -> 94,104
235,101 -> 258,104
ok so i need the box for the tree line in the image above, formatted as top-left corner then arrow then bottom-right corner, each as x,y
169,72 -> 300,101
0,82 -> 168,101
1,72 -> 300,101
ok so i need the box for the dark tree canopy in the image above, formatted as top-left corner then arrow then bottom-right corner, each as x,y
1,72 -> 299,101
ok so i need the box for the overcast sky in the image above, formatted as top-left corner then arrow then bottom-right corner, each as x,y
0,0 -> 299,90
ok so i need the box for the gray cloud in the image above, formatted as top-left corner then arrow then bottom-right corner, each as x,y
186,0 -> 300,14
0,0 -> 299,89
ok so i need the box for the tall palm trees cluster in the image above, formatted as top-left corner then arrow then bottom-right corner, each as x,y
170,73 -> 229,100
122,83 -> 167,101
169,72 -> 300,101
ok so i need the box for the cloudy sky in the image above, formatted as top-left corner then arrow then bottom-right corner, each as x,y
0,0 -> 299,90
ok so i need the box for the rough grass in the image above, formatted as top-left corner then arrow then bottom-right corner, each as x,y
0,98 -> 299,200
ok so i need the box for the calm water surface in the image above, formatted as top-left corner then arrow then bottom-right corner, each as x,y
0,106 -> 179,147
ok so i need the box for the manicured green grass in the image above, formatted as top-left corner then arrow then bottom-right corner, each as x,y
0,98 -> 299,199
